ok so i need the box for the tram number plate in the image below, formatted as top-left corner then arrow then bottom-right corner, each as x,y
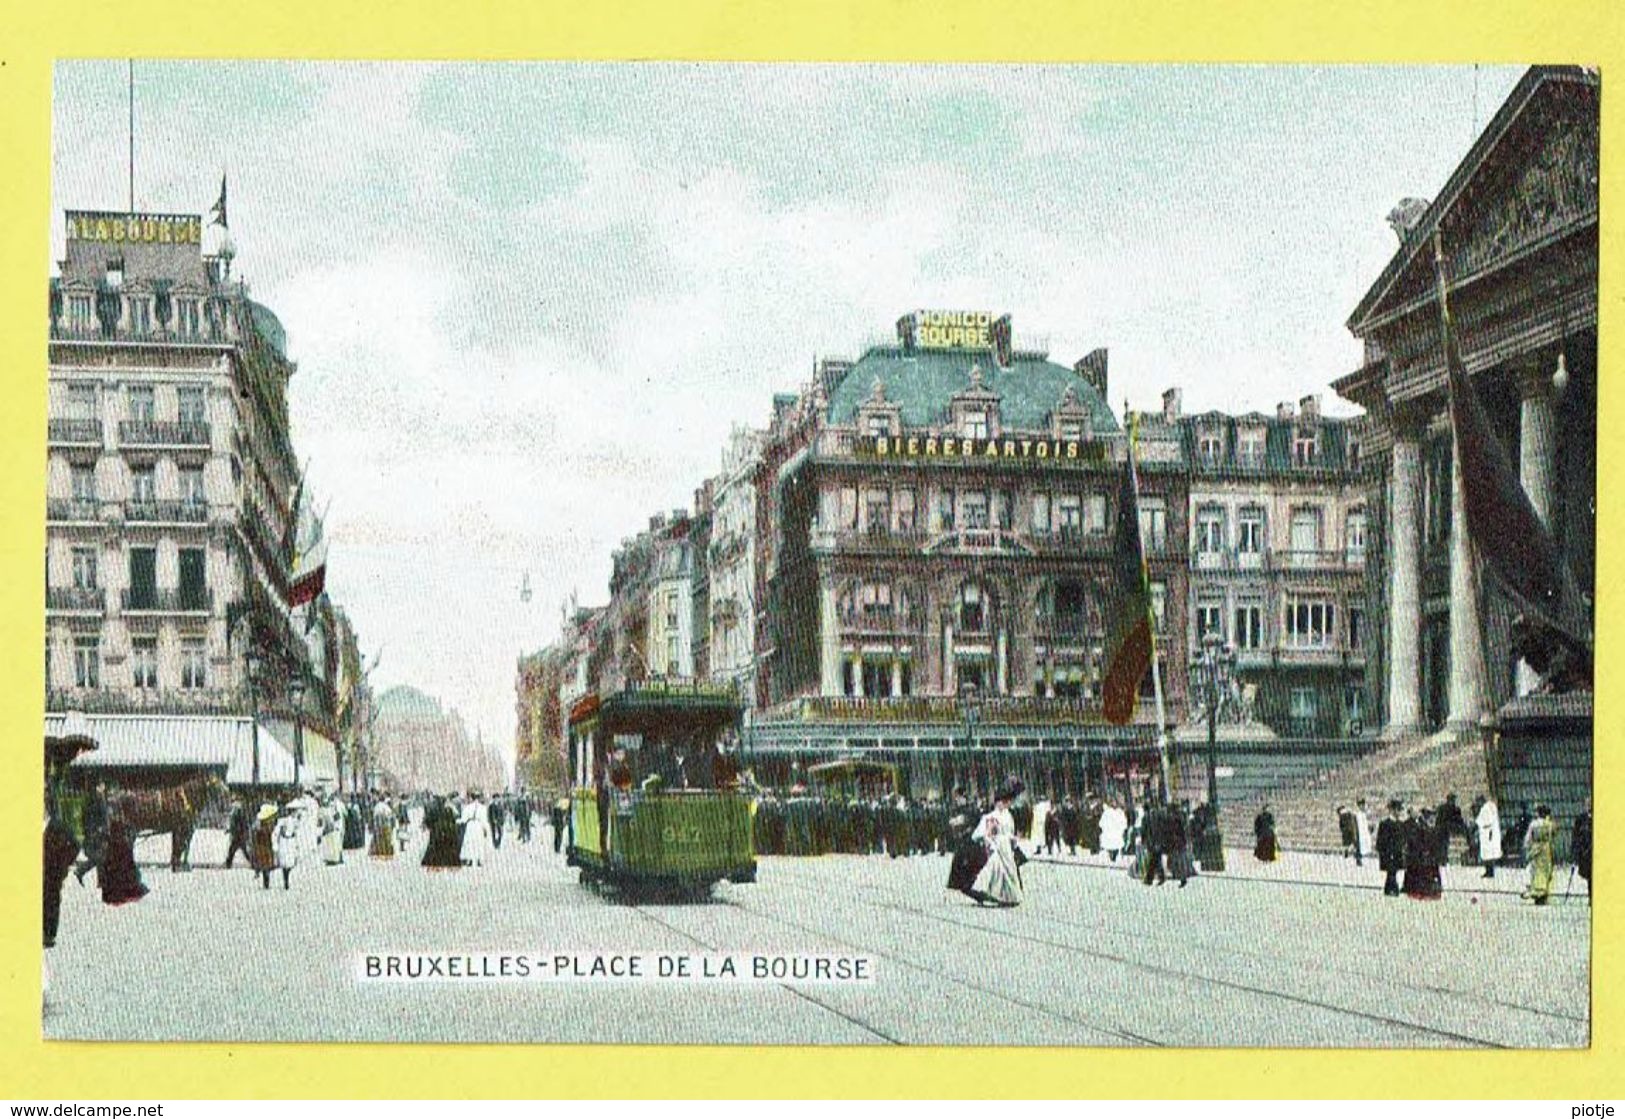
662,824 -> 702,844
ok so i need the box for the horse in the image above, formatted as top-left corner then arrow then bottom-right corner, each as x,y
115,775 -> 233,872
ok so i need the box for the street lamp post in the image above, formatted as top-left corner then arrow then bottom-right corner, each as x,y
960,682 -> 980,799
288,672 -> 307,792
246,647 -> 264,790
1190,633 -> 1237,872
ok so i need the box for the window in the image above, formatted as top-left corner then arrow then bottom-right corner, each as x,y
127,547 -> 157,609
71,464 -> 97,502
1233,602 -> 1263,650
861,660 -> 891,698
995,489 -> 1014,531
839,487 -> 858,531
1237,507 -> 1264,556
895,489 -> 916,532
1149,581 -> 1167,631
1285,596 -> 1335,648
132,638 -> 158,690
1289,507 -> 1322,558
959,583 -> 986,633
935,490 -> 955,531
73,636 -> 100,689
1290,687 -> 1318,726
178,386 -> 206,426
1347,438 -> 1363,470
666,633 -> 679,671
1197,433 -> 1223,464
1031,493 -> 1051,534
865,414 -> 890,437
1345,686 -> 1365,729
66,384 -> 97,420
1059,419 -> 1083,440
1197,601 -> 1225,640
1058,495 -> 1083,537
181,466 -> 206,508
859,581 -> 893,623
665,590 -> 679,628
1087,494 -> 1107,534
962,409 -> 989,439
1196,506 -> 1226,554
130,465 -> 156,504
1349,606 -> 1365,651
129,297 -> 152,333
1139,499 -> 1167,551
1293,428 -> 1319,466
960,490 -> 989,530
71,546 -> 98,590
863,488 -> 891,533
128,385 -> 156,423
1238,431 -> 1265,468
68,294 -> 94,330
179,548 -> 207,609
1345,509 -> 1367,563
177,299 -> 200,337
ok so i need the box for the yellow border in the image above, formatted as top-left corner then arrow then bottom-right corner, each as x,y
2,0 -> 1620,1099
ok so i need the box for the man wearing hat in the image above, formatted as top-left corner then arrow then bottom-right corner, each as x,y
1375,799 -> 1407,897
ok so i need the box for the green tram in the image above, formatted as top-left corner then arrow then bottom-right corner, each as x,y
566,682 -> 757,894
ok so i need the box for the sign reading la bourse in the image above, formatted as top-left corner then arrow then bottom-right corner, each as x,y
66,211 -> 202,245
858,434 -> 1106,465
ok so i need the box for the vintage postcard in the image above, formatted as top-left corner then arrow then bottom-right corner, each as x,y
36,59 -> 1594,1053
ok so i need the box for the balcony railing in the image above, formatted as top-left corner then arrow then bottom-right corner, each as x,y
48,418 -> 104,445
1027,528 -> 1113,556
46,498 -> 101,523
813,526 -> 931,553
124,499 -> 209,524
46,685 -> 249,716
1275,549 -> 1363,572
46,586 -> 105,612
50,321 -> 234,345
782,694 -> 1121,727
118,420 -> 212,448
120,587 -> 214,613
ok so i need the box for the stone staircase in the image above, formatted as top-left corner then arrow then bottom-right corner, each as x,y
1215,729 -> 1494,854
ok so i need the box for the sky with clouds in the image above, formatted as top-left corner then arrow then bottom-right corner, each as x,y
50,61 -> 1524,769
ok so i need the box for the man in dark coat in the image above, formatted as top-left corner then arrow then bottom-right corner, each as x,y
515,796 -> 533,843
1403,808 -> 1444,899
550,797 -> 568,853
1337,805 -> 1356,859
422,796 -> 464,869
44,788 -> 79,948
73,780 -> 109,886
1376,799 -> 1406,896
223,797 -> 251,869
1436,792 -> 1467,864
1252,804 -> 1278,862
488,796 -> 506,850
1572,799 -> 1592,902
1058,796 -> 1081,856
1081,796 -> 1103,854
1142,802 -> 1173,885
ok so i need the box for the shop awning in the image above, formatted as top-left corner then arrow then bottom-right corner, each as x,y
44,713 -> 299,786
258,720 -> 340,788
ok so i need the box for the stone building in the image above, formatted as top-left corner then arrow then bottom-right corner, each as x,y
1332,65 -> 1597,737
44,199 -> 353,788
1172,390 -> 1375,737
706,425 -> 765,708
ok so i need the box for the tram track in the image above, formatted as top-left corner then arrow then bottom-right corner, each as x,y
760,860 -> 1550,1049
607,885 -> 1161,1046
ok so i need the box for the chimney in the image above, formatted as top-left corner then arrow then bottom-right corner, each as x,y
1385,197 -> 1430,243
1299,394 -> 1321,420
1277,401 -> 1296,421
1162,387 -> 1182,424
1074,348 -> 1109,400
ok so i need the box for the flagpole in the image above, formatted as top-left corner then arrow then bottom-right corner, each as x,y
1126,407 -> 1172,802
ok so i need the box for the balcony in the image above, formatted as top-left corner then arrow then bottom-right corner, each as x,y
46,498 -> 102,523
46,685 -> 248,716
783,694 -> 1116,727
50,321 -> 233,346
1192,546 -> 1267,573
1027,528 -> 1113,557
837,608 -> 917,637
48,418 -> 104,446
1274,549 -> 1363,572
46,586 -> 105,612
120,587 -> 214,614
118,420 -> 212,448
1034,617 -> 1095,645
812,525 -> 930,555
124,499 -> 209,525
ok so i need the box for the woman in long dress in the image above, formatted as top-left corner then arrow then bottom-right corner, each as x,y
1475,797 -> 1503,879
1098,800 -> 1128,862
1524,805 -> 1558,905
1403,808 -> 1443,899
98,798 -> 149,906
1253,804 -> 1278,863
250,803 -> 278,889
272,805 -> 303,890
968,782 -> 1024,907
460,795 -> 492,867
320,800 -> 345,865
370,798 -> 397,859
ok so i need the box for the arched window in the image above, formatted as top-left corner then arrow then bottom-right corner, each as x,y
959,582 -> 987,633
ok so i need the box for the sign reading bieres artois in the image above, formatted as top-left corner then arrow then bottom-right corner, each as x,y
858,433 -> 1107,465
65,211 -> 203,245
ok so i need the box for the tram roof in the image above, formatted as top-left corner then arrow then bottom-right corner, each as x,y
572,682 -> 743,725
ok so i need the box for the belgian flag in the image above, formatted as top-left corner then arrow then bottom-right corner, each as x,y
1102,420 -> 1154,725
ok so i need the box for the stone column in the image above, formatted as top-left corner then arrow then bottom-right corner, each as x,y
818,580 -> 840,696
996,629 -> 1008,694
1516,358 -> 1559,695
942,621 -> 956,695
1387,429 -> 1424,734
890,658 -> 903,697
1446,428 -> 1488,730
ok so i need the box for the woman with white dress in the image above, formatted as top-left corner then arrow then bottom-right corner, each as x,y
1098,800 -> 1129,862
459,795 -> 492,867
272,805 -> 303,889
1476,797 -> 1503,879
969,781 -> 1025,907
